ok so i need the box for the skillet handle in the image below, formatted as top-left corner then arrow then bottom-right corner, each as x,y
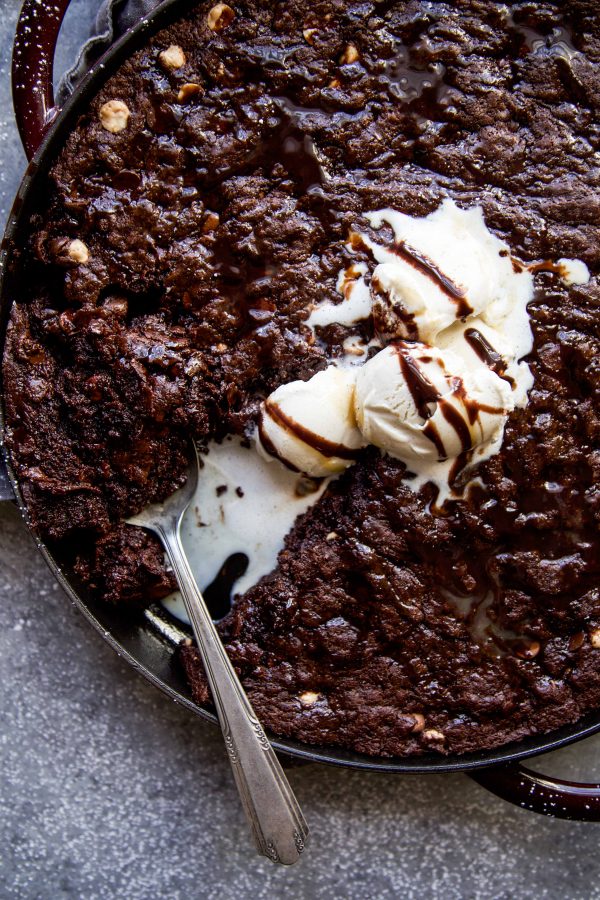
470,762 -> 600,821
12,0 -> 72,160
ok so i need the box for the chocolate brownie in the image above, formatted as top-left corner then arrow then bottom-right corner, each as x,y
3,0 -> 600,756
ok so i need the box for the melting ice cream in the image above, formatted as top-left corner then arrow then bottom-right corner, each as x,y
258,366 -> 363,477
354,341 -> 512,496
259,199 -> 589,494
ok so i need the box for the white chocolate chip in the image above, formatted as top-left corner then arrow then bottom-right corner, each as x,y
99,100 -> 130,133
423,729 -> 445,742
340,43 -> 359,64
590,627 -> 600,648
67,239 -> 89,264
159,44 -> 186,70
326,531 -> 338,540
207,3 -> 235,31
299,691 -> 320,707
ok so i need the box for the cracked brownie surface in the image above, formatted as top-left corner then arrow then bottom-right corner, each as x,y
4,0 -> 600,756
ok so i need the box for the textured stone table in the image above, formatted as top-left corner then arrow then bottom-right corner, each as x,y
1,3 -> 600,897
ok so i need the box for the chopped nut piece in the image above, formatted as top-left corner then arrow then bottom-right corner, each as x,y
159,44 -> 186,70
329,77 -> 341,89
203,212 -> 220,233
177,82 -> 204,102
99,99 -> 130,133
299,691 -> 320,707
215,342 -> 228,352
410,713 -> 426,733
423,729 -> 445,742
590,627 -> 600,648
345,343 -> 366,356
340,43 -> 359,64
207,2 -> 235,31
569,631 -> 585,651
515,640 -> 541,659
326,531 -> 338,540
67,239 -> 89,264
303,28 -> 317,44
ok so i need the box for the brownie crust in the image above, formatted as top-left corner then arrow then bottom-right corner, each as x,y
4,0 -> 600,757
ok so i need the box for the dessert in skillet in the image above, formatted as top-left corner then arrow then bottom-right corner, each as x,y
4,0 -> 600,757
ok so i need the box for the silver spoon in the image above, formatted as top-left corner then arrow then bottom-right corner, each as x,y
126,444 -> 309,865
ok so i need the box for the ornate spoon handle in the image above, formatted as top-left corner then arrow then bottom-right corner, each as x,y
157,522 -> 309,865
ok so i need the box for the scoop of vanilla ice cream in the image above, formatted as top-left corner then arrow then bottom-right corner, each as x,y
363,200 -> 535,345
258,366 -> 364,477
436,316 -> 534,408
354,343 -> 512,472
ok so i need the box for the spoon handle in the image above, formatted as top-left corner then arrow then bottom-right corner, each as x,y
157,522 -> 309,866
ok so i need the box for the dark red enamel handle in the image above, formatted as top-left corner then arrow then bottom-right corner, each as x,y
12,0 -> 72,160
470,762 -> 600,821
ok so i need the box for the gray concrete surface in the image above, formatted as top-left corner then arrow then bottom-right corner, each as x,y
1,2 -> 600,898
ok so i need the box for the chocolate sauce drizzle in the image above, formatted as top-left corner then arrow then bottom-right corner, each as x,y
392,241 -> 473,318
448,450 -> 470,485
422,420 -> 446,458
393,342 -> 504,466
396,347 -> 441,420
263,399 -> 359,460
440,401 -> 473,453
464,328 -> 514,387
464,328 -> 505,375
527,259 -> 567,277
454,376 -> 505,428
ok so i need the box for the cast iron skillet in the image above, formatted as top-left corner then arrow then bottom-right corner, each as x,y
4,0 -> 600,820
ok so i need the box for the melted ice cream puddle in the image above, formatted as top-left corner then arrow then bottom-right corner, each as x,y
161,436 -> 329,624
